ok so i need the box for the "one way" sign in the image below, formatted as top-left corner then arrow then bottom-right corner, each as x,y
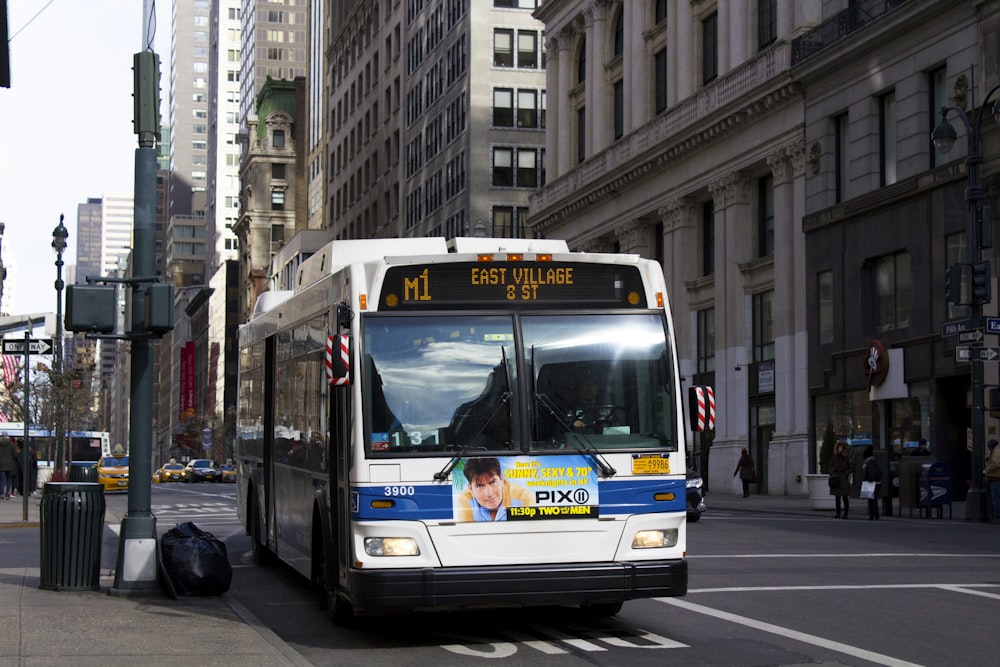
1,338 -> 54,355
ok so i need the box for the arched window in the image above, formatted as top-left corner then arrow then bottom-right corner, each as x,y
577,36 -> 586,83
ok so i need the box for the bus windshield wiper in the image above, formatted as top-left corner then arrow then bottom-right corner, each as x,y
534,392 -> 616,477
434,349 -> 513,482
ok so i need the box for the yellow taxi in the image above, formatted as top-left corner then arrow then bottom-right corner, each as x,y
97,455 -> 130,492
219,463 -> 236,483
153,460 -> 187,484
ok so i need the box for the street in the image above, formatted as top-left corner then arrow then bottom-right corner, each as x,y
5,484 -> 1000,666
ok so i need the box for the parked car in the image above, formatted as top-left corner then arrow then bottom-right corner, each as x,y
97,455 -> 130,492
219,463 -> 236,483
153,461 -> 186,484
686,468 -> 707,522
184,458 -> 220,483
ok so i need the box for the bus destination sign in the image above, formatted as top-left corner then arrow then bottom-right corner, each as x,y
379,262 -> 648,310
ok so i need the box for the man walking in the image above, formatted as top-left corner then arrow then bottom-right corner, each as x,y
0,436 -> 16,499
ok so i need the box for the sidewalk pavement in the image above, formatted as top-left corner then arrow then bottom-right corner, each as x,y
0,488 -> 983,665
0,493 -> 308,666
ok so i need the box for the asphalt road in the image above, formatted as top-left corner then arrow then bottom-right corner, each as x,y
34,485 -> 1000,665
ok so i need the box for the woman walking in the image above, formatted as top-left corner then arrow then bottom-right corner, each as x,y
828,440 -> 852,519
862,445 -> 882,520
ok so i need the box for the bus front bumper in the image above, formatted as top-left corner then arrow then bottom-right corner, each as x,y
346,559 -> 687,614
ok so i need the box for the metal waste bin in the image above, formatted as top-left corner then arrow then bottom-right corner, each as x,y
39,482 -> 106,591
68,463 -> 98,483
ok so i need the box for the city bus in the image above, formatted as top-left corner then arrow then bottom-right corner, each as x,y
0,423 -> 111,463
235,237 -> 714,622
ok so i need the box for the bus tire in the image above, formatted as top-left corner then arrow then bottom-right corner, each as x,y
249,494 -> 274,566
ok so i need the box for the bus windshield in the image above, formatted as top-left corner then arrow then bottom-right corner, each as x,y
363,312 -> 676,455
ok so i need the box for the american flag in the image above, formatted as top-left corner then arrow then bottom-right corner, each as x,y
2,354 -> 20,388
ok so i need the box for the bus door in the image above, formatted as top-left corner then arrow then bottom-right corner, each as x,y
262,335 -> 277,550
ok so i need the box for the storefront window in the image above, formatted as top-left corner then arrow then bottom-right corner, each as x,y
813,391 -> 875,472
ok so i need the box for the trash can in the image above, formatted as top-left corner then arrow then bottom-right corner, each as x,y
918,461 -> 952,519
68,462 -> 98,483
39,482 -> 106,591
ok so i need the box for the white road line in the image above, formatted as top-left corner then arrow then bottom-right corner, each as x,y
689,583 -> 1000,594
658,597 -> 924,667
689,552 -> 1000,559
936,584 -> 1000,600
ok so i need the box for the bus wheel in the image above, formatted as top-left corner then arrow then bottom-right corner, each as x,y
580,601 -> 623,618
249,498 -> 274,566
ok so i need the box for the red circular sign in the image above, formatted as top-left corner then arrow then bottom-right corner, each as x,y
863,339 -> 889,389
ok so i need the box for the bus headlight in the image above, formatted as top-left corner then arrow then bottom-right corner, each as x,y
364,537 -> 420,556
632,529 -> 678,549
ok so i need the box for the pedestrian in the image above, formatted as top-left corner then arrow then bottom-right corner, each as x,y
16,441 -> 39,496
912,438 -> 931,456
829,439 -> 852,519
985,439 -> 1000,523
0,435 -> 16,500
862,445 -> 882,520
734,448 -> 755,498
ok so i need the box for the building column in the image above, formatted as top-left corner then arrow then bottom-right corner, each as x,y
614,219 -> 652,257
556,28 -> 575,179
585,2 -> 610,155
625,1 -> 647,131
728,3 -> 749,72
545,35 -> 561,178
673,0 -> 692,103
777,0 -> 795,41
659,199 -> 697,379
717,0 -> 730,75
708,172 -> 751,495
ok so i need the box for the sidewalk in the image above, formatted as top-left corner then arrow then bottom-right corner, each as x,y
0,493 -> 307,666
708,490 -> 971,521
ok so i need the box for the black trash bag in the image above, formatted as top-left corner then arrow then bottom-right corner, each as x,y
159,521 -> 232,597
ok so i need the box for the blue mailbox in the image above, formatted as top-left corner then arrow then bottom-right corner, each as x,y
918,461 -> 952,519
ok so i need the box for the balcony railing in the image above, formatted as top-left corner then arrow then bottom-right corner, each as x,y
791,0 -> 910,65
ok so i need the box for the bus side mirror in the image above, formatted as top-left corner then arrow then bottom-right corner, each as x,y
327,334 -> 352,386
688,385 -> 716,432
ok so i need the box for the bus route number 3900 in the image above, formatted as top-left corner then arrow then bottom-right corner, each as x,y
383,486 -> 416,497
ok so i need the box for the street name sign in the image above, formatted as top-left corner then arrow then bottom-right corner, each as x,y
955,345 -> 1000,362
943,319 -> 970,337
1,338 -> 54,355
960,329 -> 985,343
987,317 -> 1000,334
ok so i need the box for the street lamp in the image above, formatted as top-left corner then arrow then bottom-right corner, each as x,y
931,77 -> 1000,522
52,215 -> 68,477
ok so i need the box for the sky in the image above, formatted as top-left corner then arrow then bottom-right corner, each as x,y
0,0 -> 169,321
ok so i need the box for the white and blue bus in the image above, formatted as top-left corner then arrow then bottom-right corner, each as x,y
236,237 -> 714,622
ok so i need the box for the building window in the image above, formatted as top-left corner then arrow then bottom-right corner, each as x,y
516,148 -> 537,186
930,67 -> 948,168
880,91 -> 897,186
518,89 -> 538,128
272,163 -> 286,180
494,88 -> 514,126
702,13 -> 718,84
752,290 -> 775,363
493,147 -> 513,186
835,113 -> 848,203
946,231 -> 969,320
613,11 -> 623,58
577,36 -> 586,83
818,270 -> 833,345
271,189 -> 285,211
613,80 -> 624,140
273,130 -> 285,148
518,31 -> 537,68
577,107 -> 586,163
871,251 -> 912,333
702,201 -> 714,276
492,206 -> 528,238
758,174 -> 774,257
655,0 -> 667,24
758,0 -> 776,50
654,48 -> 667,114
697,308 -> 715,373
494,29 -> 513,67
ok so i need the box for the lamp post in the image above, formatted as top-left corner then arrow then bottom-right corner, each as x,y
52,215 -> 68,477
932,75 -> 1000,523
